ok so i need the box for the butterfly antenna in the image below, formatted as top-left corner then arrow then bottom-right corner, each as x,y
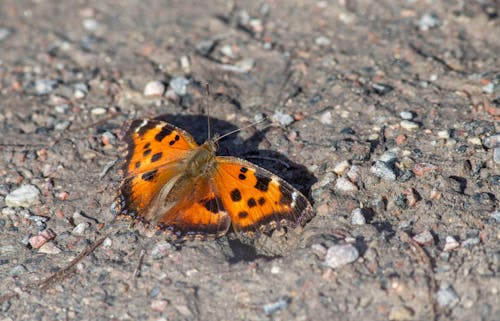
215,116 -> 268,142
204,83 -> 211,140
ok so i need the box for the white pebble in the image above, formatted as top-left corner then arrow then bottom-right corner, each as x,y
351,208 -> 366,225
5,185 -> 40,207
436,285 -> 460,308
494,147 -> 500,164
333,160 -> 350,175
315,36 -> 331,46
38,242 -> 62,254
437,130 -> 450,139
334,177 -> 358,194
400,120 -> 420,131
399,111 -> 414,120
273,111 -> 294,126
319,111 -> 334,125
443,236 -> 459,251
72,222 -> 90,235
412,230 -> 433,245
371,161 -> 396,181
169,77 -> 189,96
235,58 -> 255,72
467,137 -> 482,145
483,134 -> 500,149
82,18 -> 99,31
143,80 -> 166,97
324,244 -> 359,269
91,107 -> 107,115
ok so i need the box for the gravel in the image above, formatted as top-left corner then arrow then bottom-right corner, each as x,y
324,244 -> 359,269
5,185 -> 40,207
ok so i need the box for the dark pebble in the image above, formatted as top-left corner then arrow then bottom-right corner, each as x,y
371,83 -> 393,95
0,259 -> 9,265
340,127 -> 356,135
413,148 -> 423,158
309,93 -> 322,105
195,39 -> 217,56
150,286 -> 160,298
398,170 -> 414,182
472,192 -> 495,206
394,194 -> 408,210
487,175 -> 500,186
447,176 -> 467,193
456,145 -> 468,153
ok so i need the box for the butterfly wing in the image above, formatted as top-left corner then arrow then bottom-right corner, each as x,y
213,156 -> 313,237
115,119 -> 199,219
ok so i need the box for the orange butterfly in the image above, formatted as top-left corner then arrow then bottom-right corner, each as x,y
114,118 -> 313,240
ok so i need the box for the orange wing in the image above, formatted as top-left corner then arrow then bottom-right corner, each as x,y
114,119 -> 199,219
213,156 -> 313,237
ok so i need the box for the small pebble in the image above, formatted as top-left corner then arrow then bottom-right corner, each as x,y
219,44 -> 234,57
494,147 -> 500,164
315,36 -> 331,46
151,299 -> 169,312
350,208 -> 366,225
388,306 -> 414,320
102,237 -> 113,248
412,230 -> 433,245
346,165 -> 361,183
324,244 -> 359,269
379,150 -> 398,163
273,111 -> 294,126
55,121 -> 71,131
443,236 -> 460,251
412,163 -> 439,176
371,161 -> 396,181
91,107 -> 107,115
263,297 -> 291,315
447,176 -> 466,194
371,83 -> 393,95
482,83 -> 494,94
334,177 -> 358,194
437,130 -> 451,139
461,237 -> 480,248
319,111 -> 334,125
399,111 -> 414,120
400,120 -> 420,131
34,79 -> 58,95
38,242 -> 62,254
0,27 -> 12,42
436,285 -> 460,308
5,185 -> 40,207
235,58 -> 255,72
54,104 -> 70,114
73,83 -> 88,99
29,229 -> 56,249
151,241 -> 174,259
418,13 -> 441,31
143,80 -> 166,97
491,211 -> 500,223
467,137 -> 482,145
72,222 -> 90,235
169,77 -> 189,96
333,161 -> 350,175
9,264 -> 28,276
82,18 -> 99,31
483,134 -> 500,149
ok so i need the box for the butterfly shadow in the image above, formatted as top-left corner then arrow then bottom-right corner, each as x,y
154,113 -> 317,262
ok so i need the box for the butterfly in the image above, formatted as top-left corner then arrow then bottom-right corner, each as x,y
113,118 -> 314,240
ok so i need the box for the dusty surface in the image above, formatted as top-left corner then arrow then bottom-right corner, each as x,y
0,1 -> 499,320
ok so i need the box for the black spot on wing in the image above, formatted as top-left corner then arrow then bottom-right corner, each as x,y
247,198 -> 257,208
240,167 -> 248,173
155,125 -> 172,142
258,197 -> 266,205
143,143 -> 151,149
238,173 -> 246,180
135,161 -> 141,168
141,169 -> 157,181
254,173 -> 271,192
230,189 -> 242,202
143,149 -> 152,156
151,152 -> 162,162
238,211 -> 248,218
201,197 -> 224,214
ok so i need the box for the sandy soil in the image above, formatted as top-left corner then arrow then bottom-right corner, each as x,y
0,1 -> 499,320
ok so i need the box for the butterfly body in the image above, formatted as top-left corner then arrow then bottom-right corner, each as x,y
114,118 -> 313,240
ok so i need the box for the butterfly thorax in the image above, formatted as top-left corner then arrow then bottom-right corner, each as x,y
185,139 -> 218,177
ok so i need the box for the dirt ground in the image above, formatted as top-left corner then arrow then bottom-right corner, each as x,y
0,1 -> 499,320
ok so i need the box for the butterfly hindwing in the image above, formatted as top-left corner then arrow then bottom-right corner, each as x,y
115,119 -> 198,218
213,156 -> 313,237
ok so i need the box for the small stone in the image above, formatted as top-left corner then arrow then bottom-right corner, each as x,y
235,58 -> 255,72
482,83 -> 495,94
371,161 -> 396,181
403,188 -> 420,207
82,18 -> 99,31
412,163 -> 439,176
351,208 -> 366,225
334,177 -> 358,194
263,297 -> 291,315
437,285 -> 460,308
311,243 -> 327,255
101,131 -> 117,146
54,104 -> 70,114
219,44 -> 234,57
494,147 -> 500,164
315,36 -> 331,46
103,237 -> 113,248
273,111 -> 294,126
491,211 -> 500,223
180,55 -> 190,74
34,79 -> 58,95
437,130 -> 451,139
412,230 -> 433,245
169,77 -> 189,96
73,83 -> 88,99
29,229 -> 56,249
0,27 -> 12,42
9,264 -> 28,276
91,107 -> 107,115
483,134 -> 500,149
467,137 -> 482,145
346,165 -> 361,183
400,120 -> 420,131
270,265 -> 281,274
443,236 -> 459,251
38,242 -> 62,254
461,237 -> 480,248
72,222 -> 90,235
447,176 -> 467,194
333,161 -> 350,175
319,110 -> 334,125
143,80 -> 166,97
399,111 -> 414,120
151,241 -> 174,259
418,13 -> 441,31
379,150 -> 398,163
55,121 -> 71,131
5,185 -> 40,207
324,244 -> 359,269
371,83 -> 393,95
151,299 -> 169,312
388,306 -> 414,320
